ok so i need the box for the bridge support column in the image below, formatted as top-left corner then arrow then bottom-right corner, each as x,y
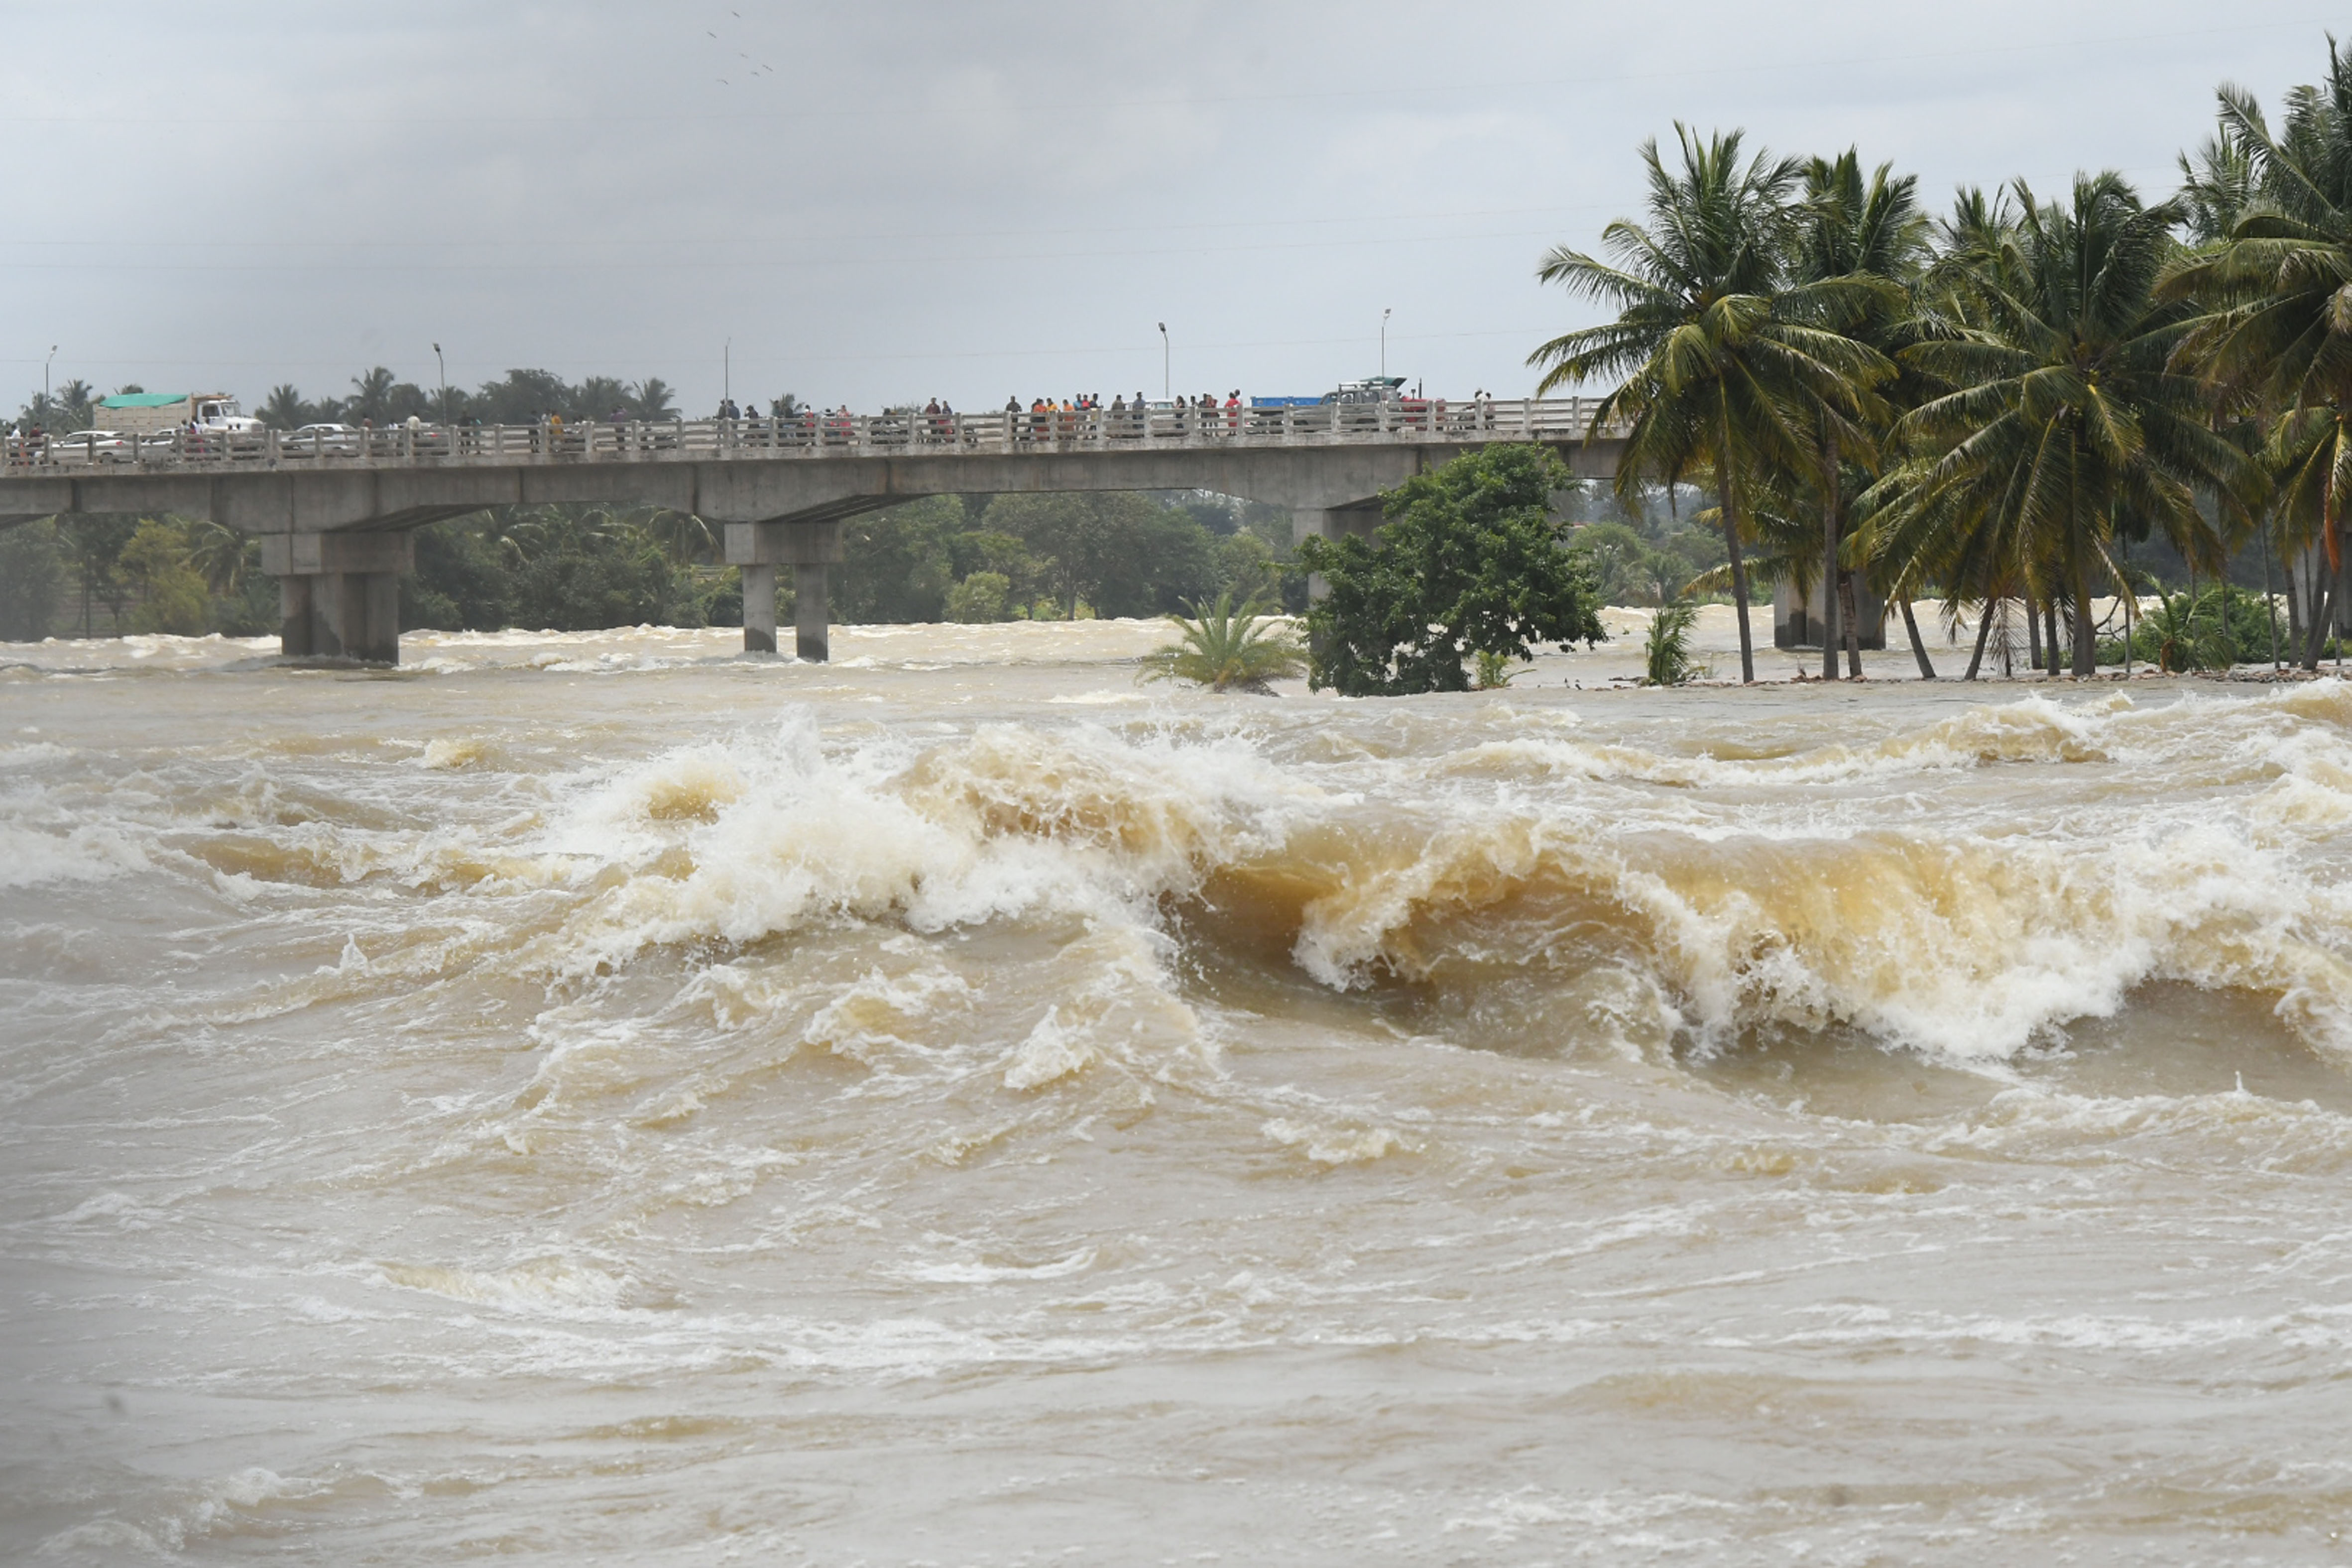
1772,568 -> 1885,652
741,564 -> 778,655
1290,505 -> 1382,602
259,532 -> 413,665
725,520 -> 842,661
795,564 -> 830,663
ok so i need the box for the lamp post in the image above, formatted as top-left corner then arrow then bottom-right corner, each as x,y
44,344 -> 56,407
432,342 -> 447,424
1380,308 -> 1391,379
1158,322 -> 1169,402
723,338 -> 731,410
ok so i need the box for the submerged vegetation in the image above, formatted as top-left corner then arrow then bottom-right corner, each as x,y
1141,592 -> 1307,692
1533,33 -> 2352,678
1299,445 -> 1606,695
1643,602 -> 1703,686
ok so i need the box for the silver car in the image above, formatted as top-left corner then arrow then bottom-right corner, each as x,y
282,424 -> 363,457
46,429 -> 136,463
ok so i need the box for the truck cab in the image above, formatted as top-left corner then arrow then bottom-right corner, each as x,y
1319,376 -> 1408,406
190,396 -> 263,434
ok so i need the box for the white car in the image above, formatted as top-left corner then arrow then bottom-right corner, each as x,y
47,429 -> 136,462
282,423 -> 363,456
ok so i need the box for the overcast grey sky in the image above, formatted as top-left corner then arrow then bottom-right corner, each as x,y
2,2 -> 2340,415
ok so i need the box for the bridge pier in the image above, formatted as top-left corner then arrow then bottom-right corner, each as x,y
259,532 -> 412,664
726,520 -> 841,661
795,564 -> 830,664
1772,568 -> 1885,652
741,564 -> 778,654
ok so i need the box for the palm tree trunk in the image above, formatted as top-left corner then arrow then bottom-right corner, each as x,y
2068,519 -> 2097,678
2045,598 -> 2062,677
1900,595 -> 1937,678
1841,571 -> 1863,678
2303,571 -> 2333,671
1821,430 -> 1840,681
2263,520 -> 2281,671
2025,588 -> 2041,670
1964,600 -> 1994,680
1717,404 -> 1755,684
2287,546 -> 2305,654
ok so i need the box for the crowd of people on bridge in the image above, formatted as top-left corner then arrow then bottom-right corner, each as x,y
6,384 -> 1537,468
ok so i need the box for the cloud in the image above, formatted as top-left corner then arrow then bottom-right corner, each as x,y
0,0 -> 2334,412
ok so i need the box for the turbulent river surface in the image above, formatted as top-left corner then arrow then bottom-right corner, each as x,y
6,619 -> 2352,1566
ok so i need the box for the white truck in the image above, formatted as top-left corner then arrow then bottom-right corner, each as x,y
94,391 -> 264,437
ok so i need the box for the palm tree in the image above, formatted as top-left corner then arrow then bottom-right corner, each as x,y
1529,126 -> 1892,682
1878,173 -> 2251,676
633,378 -> 680,421
53,379 -> 95,433
348,367 -> 398,425
260,384 -> 308,431
1141,592 -> 1305,692
2163,39 -> 2352,668
1788,149 -> 1927,677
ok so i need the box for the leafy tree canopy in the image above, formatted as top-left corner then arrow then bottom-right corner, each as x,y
1297,445 -> 1605,696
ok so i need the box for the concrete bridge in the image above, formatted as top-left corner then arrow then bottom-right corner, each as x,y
0,399 -> 1628,663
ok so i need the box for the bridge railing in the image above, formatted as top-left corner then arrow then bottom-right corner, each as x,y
0,397 -> 1630,472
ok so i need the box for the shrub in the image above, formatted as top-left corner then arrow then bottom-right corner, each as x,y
1643,602 -> 1702,686
2098,587 -> 2282,670
1141,592 -> 1305,692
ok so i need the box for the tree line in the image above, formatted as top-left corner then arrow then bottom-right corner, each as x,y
1531,34 -> 2352,680
13,366 -> 689,435
0,488 -> 1304,644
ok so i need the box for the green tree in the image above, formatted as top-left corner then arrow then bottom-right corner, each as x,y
55,515 -> 138,636
403,519 -> 514,631
1296,445 -> 1605,696
1568,520 -> 1650,603
2163,38 -> 2352,668
1787,149 -> 1924,677
0,522 -> 63,641
837,497 -> 961,623
1886,173 -> 2252,675
118,520 -> 211,635
260,384 -> 309,430
983,492 -> 1191,618
347,367 -> 399,424
1529,126 -> 1890,682
944,571 -> 1013,622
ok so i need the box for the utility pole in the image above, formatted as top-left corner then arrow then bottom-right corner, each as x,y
433,343 -> 447,424
1380,308 -> 1391,379
1158,323 -> 1169,402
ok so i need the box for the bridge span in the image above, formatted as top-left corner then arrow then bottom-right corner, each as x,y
0,398 -> 1628,664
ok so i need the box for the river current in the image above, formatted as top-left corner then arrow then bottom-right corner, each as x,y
5,617 -> 2352,1565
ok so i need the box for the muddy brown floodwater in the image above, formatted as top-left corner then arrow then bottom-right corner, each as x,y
4,618 -> 2352,1566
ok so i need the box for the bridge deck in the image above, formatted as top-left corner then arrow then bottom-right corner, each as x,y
2,397 -> 1626,474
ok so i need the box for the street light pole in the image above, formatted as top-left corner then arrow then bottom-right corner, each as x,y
1380,308 -> 1391,379
45,344 -> 57,407
1158,322 -> 1169,402
433,343 -> 447,424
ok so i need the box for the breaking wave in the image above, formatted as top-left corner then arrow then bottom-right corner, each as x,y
456,687 -> 2352,1067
